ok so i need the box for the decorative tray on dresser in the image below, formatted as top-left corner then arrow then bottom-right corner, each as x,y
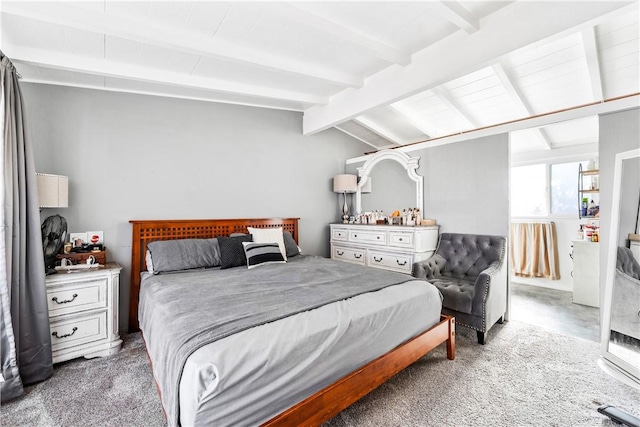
46,262 -> 122,363
330,223 -> 439,274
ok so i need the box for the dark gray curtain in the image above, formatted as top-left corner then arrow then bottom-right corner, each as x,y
0,52 -> 53,402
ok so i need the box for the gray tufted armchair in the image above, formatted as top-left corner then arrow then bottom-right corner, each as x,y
413,233 -> 507,344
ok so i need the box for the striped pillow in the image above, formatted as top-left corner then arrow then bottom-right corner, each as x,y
242,242 -> 286,269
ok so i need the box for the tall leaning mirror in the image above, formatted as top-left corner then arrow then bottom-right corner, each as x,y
600,148 -> 640,389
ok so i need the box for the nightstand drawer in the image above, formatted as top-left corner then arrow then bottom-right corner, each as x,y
389,232 -> 413,248
349,230 -> 386,246
50,312 -> 108,352
368,251 -> 412,274
47,278 -> 108,317
332,245 -> 366,265
332,228 -> 348,241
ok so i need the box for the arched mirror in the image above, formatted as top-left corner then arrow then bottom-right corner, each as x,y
355,149 -> 423,216
600,148 -> 640,389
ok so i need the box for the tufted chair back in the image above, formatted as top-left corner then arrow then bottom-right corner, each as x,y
435,233 -> 506,282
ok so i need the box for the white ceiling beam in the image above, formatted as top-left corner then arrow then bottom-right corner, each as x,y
353,116 -> 402,145
581,27 -> 604,101
346,94 -> 639,163
8,46 -> 327,105
431,86 -> 478,128
285,3 -> 411,66
303,0 -> 635,135
388,104 -> 435,138
433,1 -> 479,34
334,125 -> 380,150
17,78 -> 305,112
1,3 -> 362,89
492,63 -> 551,149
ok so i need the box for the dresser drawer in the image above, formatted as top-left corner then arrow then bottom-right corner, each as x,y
389,232 -> 414,249
332,245 -> 366,265
368,251 -> 413,274
332,228 -> 348,241
50,312 -> 108,352
47,278 -> 108,317
349,230 -> 386,246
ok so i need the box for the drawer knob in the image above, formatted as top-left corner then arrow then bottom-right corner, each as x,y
354,234 -> 358,237
337,250 -> 344,256
354,254 -> 362,259
399,238 -> 403,241
377,236 -> 380,239
52,294 -> 78,305
52,327 -> 78,339
396,260 -> 407,266
374,256 -> 383,262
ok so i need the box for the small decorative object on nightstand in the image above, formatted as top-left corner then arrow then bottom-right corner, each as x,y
46,262 -> 122,363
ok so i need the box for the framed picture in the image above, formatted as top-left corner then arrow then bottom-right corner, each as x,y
86,231 -> 104,246
69,232 -> 87,248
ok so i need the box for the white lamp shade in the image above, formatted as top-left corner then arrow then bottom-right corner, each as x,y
37,173 -> 68,208
333,174 -> 357,193
359,177 -> 372,194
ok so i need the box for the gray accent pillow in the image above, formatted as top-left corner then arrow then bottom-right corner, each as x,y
283,231 -> 300,257
147,238 -> 221,274
219,235 -> 253,269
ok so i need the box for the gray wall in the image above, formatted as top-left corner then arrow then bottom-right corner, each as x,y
599,108 -> 640,307
23,83 -> 369,332
348,134 -> 510,237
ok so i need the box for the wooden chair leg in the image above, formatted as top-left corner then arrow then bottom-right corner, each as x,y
477,331 -> 486,345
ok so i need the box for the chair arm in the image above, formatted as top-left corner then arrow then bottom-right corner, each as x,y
471,260 -> 503,313
412,253 -> 445,280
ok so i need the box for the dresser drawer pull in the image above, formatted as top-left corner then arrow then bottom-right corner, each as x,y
373,256 -> 383,262
337,250 -> 344,256
398,238 -> 403,241
396,260 -> 407,266
377,236 -> 380,239
52,327 -> 78,339
52,294 -> 78,305
354,234 -> 358,238
354,254 -> 362,259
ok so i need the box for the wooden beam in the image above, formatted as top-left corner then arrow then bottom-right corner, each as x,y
581,27 -> 604,101
433,1 -> 479,34
431,86 -> 478,128
303,1 -> 635,135
286,3 -> 411,66
8,46 -> 328,105
1,2 -> 363,89
353,116 -> 403,145
334,125 -> 381,150
388,104 -> 435,139
492,63 -> 551,149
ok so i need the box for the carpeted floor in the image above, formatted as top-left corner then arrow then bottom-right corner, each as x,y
2,321 -> 639,426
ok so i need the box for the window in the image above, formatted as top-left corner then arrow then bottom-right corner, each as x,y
511,161 -> 588,218
511,164 -> 547,216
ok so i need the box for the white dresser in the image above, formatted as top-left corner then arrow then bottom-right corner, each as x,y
330,223 -> 439,274
46,263 -> 122,363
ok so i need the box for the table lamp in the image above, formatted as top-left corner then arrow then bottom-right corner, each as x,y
333,174 -> 357,223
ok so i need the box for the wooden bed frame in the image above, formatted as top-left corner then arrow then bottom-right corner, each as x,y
129,218 -> 455,426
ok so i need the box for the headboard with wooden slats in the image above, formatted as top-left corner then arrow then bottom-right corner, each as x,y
129,218 -> 299,332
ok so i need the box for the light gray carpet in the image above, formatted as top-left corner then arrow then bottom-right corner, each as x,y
1,321 -> 639,426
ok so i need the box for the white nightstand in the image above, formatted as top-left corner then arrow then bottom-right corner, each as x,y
46,262 -> 122,363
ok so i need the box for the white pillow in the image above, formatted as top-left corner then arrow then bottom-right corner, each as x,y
145,250 -> 154,274
247,227 -> 287,261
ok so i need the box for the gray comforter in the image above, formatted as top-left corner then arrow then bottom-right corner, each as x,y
138,255 -> 413,426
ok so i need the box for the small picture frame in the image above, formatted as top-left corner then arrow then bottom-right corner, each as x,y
69,232 -> 87,248
86,231 -> 104,246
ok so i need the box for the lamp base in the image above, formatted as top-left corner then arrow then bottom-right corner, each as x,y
342,192 -> 350,223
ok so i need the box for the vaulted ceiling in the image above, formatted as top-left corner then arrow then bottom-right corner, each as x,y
1,1 -> 638,154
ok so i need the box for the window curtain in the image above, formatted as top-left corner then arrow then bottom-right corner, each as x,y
510,222 -> 560,280
0,52 -> 53,402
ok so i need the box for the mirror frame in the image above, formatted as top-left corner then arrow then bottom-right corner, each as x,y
355,149 -> 423,216
600,147 -> 640,389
